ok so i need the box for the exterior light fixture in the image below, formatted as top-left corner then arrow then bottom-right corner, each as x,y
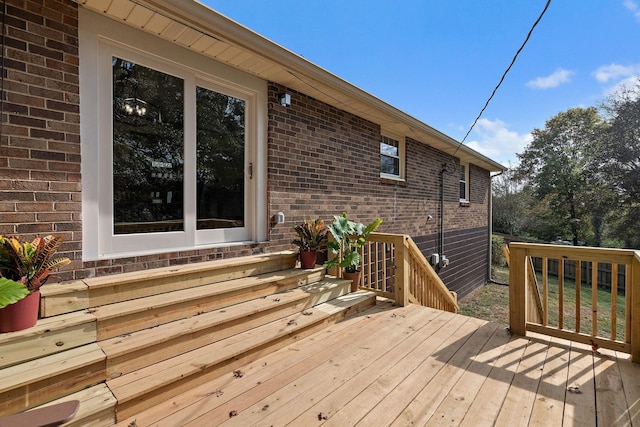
123,97 -> 148,116
278,93 -> 291,107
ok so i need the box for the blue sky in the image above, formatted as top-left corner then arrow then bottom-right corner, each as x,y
201,1 -> 640,166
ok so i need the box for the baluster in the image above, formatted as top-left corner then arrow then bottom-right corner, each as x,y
575,261 -> 581,333
543,257 -> 548,326
611,263 -> 618,341
559,258 -> 564,330
592,261 -> 598,337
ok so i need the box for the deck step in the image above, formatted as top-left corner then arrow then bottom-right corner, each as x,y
93,267 -> 325,340
108,291 -> 376,421
10,384 -> 117,427
40,251 -> 298,317
0,343 -> 106,416
0,311 -> 96,369
101,278 -> 351,378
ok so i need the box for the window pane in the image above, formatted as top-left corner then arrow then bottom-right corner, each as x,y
112,58 -> 184,234
381,155 -> 400,175
196,87 -> 245,230
460,181 -> 467,200
380,141 -> 398,157
460,165 -> 466,181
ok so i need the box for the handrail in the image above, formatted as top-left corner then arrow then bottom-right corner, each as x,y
351,232 -> 458,313
509,242 -> 639,363
404,236 -> 459,313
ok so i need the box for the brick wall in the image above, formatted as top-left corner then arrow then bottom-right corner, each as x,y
1,2 -> 491,294
267,83 -> 491,295
0,0 -> 81,281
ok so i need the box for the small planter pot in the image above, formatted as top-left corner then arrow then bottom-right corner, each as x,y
343,271 -> 361,292
299,251 -> 317,269
0,290 -> 40,333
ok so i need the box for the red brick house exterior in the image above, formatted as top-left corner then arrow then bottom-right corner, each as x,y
0,0 -> 503,298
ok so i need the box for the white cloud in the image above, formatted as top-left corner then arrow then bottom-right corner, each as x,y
592,63 -> 640,82
603,76 -> 640,99
526,68 -> 574,89
624,0 -> 640,21
465,118 -> 532,165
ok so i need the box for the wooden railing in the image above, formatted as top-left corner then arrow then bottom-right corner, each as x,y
333,232 -> 459,313
509,242 -> 640,363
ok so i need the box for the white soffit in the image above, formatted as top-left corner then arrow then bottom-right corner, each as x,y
74,0 -> 504,172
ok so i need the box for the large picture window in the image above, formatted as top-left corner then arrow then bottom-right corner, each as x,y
196,87 -> 245,231
112,58 -> 185,234
80,10 -> 267,259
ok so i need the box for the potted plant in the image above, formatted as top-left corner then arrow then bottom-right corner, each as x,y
0,235 -> 71,332
292,218 -> 328,269
324,213 -> 382,291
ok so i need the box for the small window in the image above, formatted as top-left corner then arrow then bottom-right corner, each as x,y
459,164 -> 469,201
380,133 -> 405,180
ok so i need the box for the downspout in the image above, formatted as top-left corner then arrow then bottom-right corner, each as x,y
440,164 -> 446,260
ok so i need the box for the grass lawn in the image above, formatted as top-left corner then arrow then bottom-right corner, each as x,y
459,265 -> 628,341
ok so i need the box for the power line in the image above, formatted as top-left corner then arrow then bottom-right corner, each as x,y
454,0 -> 552,156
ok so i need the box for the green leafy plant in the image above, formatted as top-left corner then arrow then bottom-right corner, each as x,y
0,277 -> 29,309
0,235 -> 71,293
292,218 -> 328,252
324,213 -> 382,273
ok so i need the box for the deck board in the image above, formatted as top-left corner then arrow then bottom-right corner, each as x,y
127,303 -> 639,426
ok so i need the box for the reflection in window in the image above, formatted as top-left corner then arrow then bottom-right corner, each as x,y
381,135 -> 400,176
112,58 -> 184,234
196,87 -> 245,230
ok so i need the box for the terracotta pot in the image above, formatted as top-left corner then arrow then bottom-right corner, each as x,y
0,291 -> 40,333
343,271 -> 361,292
299,251 -> 317,269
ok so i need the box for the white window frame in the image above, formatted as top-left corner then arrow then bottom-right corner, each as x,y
380,131 -> 405,181
459,163 -> 470,202
79,9 -> 267,260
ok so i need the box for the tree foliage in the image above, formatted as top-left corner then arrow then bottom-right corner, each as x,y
494,79 -> 640,249
514,107 -> 606,245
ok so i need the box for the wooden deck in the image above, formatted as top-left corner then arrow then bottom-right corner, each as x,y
119,300 -> 639,426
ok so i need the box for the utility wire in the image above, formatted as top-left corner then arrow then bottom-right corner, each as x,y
454,0 -> 552,156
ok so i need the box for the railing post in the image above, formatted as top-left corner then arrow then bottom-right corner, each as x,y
395,236 -> 409,307
509,244 -> 527,336
632,252 -> 640,363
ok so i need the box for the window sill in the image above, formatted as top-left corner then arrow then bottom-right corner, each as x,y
459,200 -> 470,207
380,176 -> 407,187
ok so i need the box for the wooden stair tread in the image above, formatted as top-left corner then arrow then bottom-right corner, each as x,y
92,267 -> 327,340
0,400 -> 79,427
0,311 -> 96,369
40,252 -> 298,316
100,279 -> 350,378
0,343 -> 105,393
100,279 -> 352,357
40,384 -> 117,427
107,291 -> 375,404
85,251 -> 297,289
101,287 -> 312,358
92,267 -> 323,321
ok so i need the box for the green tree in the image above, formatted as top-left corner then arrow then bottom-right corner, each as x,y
599,79 -> 640,248
492,167 -> 529,236
515,107 -> 607,245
